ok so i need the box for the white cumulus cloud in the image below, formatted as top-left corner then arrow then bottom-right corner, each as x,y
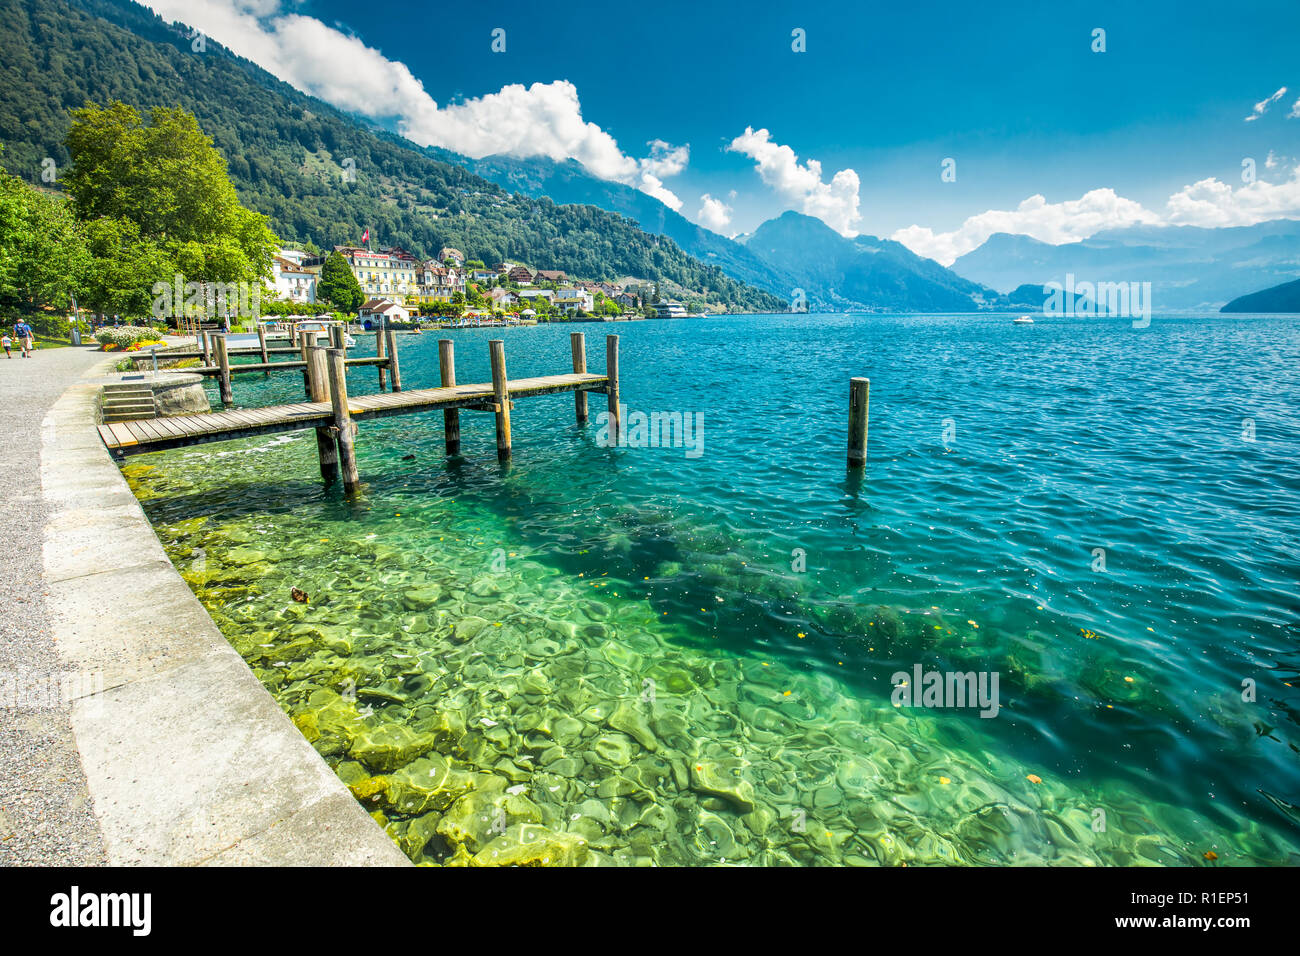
891,189 -> 1162,265
1164,166 -> 1300,227
1246,87 -> 1287,121
696,194 -> 733,233
1290,96 -> 1300,119
727,127 -> 861,236
142,0 -> 686,209
893,167 -> 1300,264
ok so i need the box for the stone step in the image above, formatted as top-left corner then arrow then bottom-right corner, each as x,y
103,400 -> 156,411
103,384 -> 154,394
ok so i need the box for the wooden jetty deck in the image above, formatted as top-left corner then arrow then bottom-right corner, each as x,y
97,372 -> 608,456
99,332 -> 622,495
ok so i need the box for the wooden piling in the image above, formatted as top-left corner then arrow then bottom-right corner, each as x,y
439,339 -> 460,457
848,377 -> 869,468
605,334 -> 621,443
330,323 -> 348,355
300,338 -> 312,396
201,330 -> 212,366
306,347 -> 339,485
376,329 -> 388,391
571,332 -> 588,425
327,347 -> 360,494
385,328 -> 402,392
214,334 -> 233,406
256,324 -> 269,366
489,339 -> 512,462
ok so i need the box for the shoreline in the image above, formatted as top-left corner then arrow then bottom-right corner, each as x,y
36,356 -> 408,866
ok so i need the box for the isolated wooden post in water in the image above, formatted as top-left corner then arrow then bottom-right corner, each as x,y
327,347 -> 360,494
376,328 -> 388,391
489,338 -> 512,462
439,339 -> 460,456
201,330 -> 212,366
848,377 -> 869,468
605,334 -> 621,443
571,331 -> 588,425
256,324 -> 269,367
329,324 -> 345,352
306,347 -> 339,485
385,328 -> 402,392
214,334 -> 233,406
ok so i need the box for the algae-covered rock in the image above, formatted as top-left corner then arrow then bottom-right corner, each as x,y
689,759 -> 756,814
382,754 -> 480,814
607,700 -> 659,752
293,688 -> 369,757
451,615 -> 490,644
437,789 -> 544,853
399,810 -> 443,861
402,585 -> 442,611
348,723 -> 440,772
472,824 -> 590,867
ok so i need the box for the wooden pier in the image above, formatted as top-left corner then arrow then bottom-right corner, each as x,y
99,334 -> 619,494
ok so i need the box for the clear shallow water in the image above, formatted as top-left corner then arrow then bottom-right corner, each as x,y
123,313 -> 1300,865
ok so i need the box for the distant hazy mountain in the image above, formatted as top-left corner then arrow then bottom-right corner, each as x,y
952,221 -> 1300,310
738,211 -> 1000,312
1221,276 -> 1300,312
448,154 -> 1003,312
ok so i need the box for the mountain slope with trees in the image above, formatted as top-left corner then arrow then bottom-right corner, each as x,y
0,0 -> 784,312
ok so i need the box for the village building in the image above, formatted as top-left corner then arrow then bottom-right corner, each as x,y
271,252 -> 317,303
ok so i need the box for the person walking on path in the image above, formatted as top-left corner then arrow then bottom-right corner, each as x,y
13,320 -> 34,358
1,333 -> 11,358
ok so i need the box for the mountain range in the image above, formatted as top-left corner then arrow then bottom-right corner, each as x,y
950,222 -> 1300,311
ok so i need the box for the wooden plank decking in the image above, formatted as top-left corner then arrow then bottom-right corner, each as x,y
98,372 -> 609,457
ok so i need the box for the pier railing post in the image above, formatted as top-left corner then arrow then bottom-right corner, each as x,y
385,328 -> 402,392
439,339 -> 460,456
605,334 -> 621,443
376,329 -> 388,391
571,331 -> 588,425
848,377 -> 869,468
214,334 -> 233,406
306,347 -> 339,486
489,338 -> 512,462
327,347 -> 360,494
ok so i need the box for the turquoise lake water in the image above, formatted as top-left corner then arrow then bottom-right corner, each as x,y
124,313 -> 1300,865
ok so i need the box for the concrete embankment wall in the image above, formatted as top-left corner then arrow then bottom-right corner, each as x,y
40,364 -> 409,866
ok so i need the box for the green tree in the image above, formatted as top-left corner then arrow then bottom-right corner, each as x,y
317,250 -> 363,310
80,215 -> 172,318
0,159 -> 88,322
64,102 -> 277,287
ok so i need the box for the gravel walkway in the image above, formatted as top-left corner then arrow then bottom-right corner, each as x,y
0,343 -> 111,865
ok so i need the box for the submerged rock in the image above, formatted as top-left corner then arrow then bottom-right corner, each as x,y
437,789 -> 544,853
689,759 -> 756,814
348,723 -> 440,773
472,824 -> 590,867
607,700 -> 659,752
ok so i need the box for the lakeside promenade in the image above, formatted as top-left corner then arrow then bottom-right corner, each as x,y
0,344 -> 111,864
0,342 -> 408,866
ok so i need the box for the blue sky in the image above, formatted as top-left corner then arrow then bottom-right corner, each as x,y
145,0 -> 1300,262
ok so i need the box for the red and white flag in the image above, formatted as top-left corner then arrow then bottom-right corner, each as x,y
362,228 -> 370,243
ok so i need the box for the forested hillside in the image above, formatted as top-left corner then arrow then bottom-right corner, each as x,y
0,0 -> 784,311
